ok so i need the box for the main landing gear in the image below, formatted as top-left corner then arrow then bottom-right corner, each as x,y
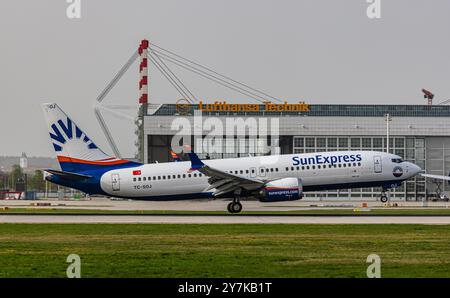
227,188 -> 243,214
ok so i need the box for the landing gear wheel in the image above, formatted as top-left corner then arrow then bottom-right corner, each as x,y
227,202 -> 233,213
230,202 -> 242,213
380,195 -> 388,203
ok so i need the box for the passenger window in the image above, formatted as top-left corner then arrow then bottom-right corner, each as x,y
188,174 -> 191,178
178,175 -> 181,178
182,174 -> 186,178
143,177 -> 146,181
167,176 -> 171,180
246,170 -> 249,174
133,178 -> 136,182
158,176 -> 161,180
286,167 -> 289,171
276,168 -> 279,172
240,170 -> 243,174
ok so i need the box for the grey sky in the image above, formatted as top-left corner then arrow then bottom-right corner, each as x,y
0,0 -> 449,157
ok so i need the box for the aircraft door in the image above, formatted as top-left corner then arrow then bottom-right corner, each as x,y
111,173 -> 120,191
373,156 -> 382,173
250,167 -> 257,178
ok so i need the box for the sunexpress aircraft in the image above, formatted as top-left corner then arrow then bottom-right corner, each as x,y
42,103 -> 447,213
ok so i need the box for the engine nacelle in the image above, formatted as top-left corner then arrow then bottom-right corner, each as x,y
258,177 -> 303,202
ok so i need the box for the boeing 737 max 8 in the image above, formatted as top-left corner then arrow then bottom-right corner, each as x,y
41,103 -> 448,213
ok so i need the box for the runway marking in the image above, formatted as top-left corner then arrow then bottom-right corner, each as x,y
2,215 -> 450,224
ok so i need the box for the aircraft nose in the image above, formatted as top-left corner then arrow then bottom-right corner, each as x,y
408,162 -> 422,176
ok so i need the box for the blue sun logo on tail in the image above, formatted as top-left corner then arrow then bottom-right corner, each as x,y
49,117 -> 98,152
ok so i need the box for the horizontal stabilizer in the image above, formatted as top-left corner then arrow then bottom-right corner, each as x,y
44,169 -> 92,181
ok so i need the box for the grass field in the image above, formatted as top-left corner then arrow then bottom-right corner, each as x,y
0,224 -> 450,277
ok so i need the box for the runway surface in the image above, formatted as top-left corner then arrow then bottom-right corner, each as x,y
1,197 -> 448,212
2,214 -> 450,224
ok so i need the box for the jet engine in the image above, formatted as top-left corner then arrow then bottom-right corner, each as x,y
258,177 -> 303,202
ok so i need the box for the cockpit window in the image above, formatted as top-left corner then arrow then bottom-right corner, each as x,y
391,158 -> 403,163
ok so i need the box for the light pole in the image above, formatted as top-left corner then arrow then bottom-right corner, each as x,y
385,113 -> 392,153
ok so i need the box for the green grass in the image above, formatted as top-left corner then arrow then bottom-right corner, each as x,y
2,207 -> 450,216
0,224 -> 450,277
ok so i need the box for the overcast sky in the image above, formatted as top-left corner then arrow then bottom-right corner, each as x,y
0,0 -> 449,157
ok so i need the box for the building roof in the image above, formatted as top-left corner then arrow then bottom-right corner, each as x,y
147,104 -> 450,117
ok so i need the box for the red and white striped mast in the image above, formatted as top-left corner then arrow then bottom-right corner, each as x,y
138,39 -> 149,162
139,39 -> 149,105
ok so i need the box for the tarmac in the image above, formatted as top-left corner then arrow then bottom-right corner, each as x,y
0,197 -> 448,211
1,197 -> 450,224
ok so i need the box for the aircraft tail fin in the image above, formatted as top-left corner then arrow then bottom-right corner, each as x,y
41,103 -> 140,173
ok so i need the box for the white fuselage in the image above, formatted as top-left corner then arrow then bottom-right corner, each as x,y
98,151 -> 421,200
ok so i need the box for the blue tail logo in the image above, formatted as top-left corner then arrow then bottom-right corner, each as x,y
49,117 -> 98,152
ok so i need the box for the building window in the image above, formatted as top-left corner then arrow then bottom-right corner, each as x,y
328,138 -> 337,148
351,138 -> 361,148
338,138 -> 348,148
294,137 -> 304,147
317,138 -> 326,148
362,138 -> 371,148
305,138 -> 315,148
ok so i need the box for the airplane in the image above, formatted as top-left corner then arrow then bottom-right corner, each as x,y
41,103 -> 449,213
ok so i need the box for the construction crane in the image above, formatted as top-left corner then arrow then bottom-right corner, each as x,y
94,39 -> 284,160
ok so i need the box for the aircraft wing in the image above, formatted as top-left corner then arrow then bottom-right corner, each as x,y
187,151 -> 264,196
420,173 -> 450,181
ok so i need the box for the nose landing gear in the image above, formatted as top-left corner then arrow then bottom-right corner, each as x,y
380,189 -> 389,203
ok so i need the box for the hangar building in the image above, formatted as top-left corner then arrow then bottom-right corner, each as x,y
142,103 -> 450,200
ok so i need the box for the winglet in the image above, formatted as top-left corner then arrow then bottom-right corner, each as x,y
170,150 -> 182,162
186,148 -> 205,171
